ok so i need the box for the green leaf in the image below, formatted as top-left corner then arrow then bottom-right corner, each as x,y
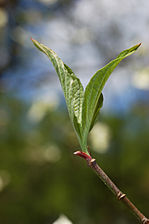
32,39 -> 84,144
89,93 -> 103,132
81,43 -> 141,150
32,39 -> 141,155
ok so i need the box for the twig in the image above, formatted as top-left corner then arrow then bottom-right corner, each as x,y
74,151 -> 149,224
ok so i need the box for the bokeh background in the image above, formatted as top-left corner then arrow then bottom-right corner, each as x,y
0,0 -> 149,223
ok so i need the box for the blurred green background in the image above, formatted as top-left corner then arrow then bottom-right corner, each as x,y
0,0 -> 149,223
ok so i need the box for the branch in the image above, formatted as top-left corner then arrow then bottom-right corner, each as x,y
74,151 -> 149,224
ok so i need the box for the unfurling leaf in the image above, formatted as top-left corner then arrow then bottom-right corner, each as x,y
32,39 -> 141,154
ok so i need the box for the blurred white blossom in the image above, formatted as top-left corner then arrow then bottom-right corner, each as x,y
25,144 -> 61,164
52,214 -> 73,224
90,122 -> 111,153
28,92 -> 59,123
38,0 -> 58,5
0,9 -> 8,28
132,68 -> 149,90
0,170 -> 11,192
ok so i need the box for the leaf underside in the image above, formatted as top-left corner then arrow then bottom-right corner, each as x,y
32,39 -> 141,154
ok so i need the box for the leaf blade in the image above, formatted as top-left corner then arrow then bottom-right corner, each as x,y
32,39 -> 84,141
89,92 -> 103,132
82,43 -> 141,148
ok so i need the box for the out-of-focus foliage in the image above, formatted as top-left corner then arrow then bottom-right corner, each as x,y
0,92 -> 149,224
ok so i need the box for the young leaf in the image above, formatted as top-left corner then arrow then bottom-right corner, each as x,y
32,39 -> 141,155
32,39 -> 84,143
89,92 -> 103,132
81,43 -> 141,150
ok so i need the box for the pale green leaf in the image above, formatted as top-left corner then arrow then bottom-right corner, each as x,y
32,39 -> 84,143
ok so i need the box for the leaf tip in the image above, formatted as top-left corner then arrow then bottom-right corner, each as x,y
31,38 -> 43,52
31,37 -> 36,42
135,42 -> 142,50
31,37 -> 37,44
137,42 -> 142,48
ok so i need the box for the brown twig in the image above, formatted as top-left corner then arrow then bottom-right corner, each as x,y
74,151 -> 149,224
